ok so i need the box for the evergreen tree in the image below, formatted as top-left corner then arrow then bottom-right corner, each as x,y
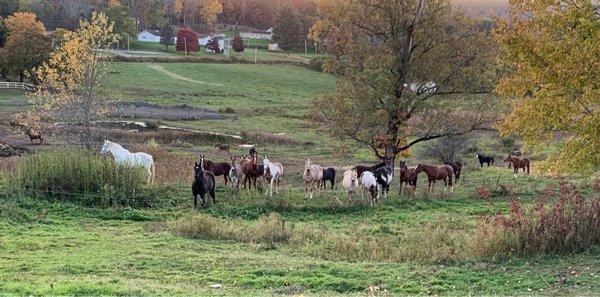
272,6 -> 304,51
160,23 -> 175,51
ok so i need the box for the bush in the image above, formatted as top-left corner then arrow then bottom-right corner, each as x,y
10,149 -> 146,206
473,183 -> 600,257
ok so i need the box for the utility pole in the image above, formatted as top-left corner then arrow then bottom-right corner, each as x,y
127,34 -> 130,51
254,46 -> 257,64
184,36 -> 187,54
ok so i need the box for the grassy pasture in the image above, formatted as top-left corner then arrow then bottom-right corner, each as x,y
1,62 -> 599,296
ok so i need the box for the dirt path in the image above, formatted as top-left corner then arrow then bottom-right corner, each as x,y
148,64 -> 223,87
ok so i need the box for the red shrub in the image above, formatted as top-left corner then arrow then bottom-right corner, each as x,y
474,183 -> 600,256
176,27 -> 199,54
474,186 -> 491,200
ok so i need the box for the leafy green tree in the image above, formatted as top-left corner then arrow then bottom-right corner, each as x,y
104,5 -> 136,37
160,23 -> 175,50
272,6 -> 304,51
311,0 -> 496,162
496,1 -> 600,173
0,12 -> 50,82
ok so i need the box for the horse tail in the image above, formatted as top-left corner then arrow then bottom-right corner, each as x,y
526,159 -> 530,175
151,160 -> 156,185
491,157 -> 495,165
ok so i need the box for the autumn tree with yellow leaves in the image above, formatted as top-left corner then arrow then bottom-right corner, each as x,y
311,0 -> 497,162
0,12 -> 50,82
31,12 -> 118,147
496,1 -> 600,173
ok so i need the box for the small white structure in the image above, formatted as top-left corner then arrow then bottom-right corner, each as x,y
137,30 -> 161,42
268,43 -> 281,51
240,29 -> 272,40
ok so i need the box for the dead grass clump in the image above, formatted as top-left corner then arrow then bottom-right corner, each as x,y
168,212 -> 292,244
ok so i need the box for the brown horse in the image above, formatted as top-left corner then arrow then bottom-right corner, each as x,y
202,158 -> 232,185
444,161 -> 463,182
413,163 -> 454,194
398,161 -> 418,195
241,152 -> 259,190
353,157 -> 391,177
504,155 -> 530,176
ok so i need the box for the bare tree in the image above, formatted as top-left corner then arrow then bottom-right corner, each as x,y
418,135 -> 470,163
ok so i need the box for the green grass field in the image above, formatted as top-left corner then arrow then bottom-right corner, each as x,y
1,62 -> 599,296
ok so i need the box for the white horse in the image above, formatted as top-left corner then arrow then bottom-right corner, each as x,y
303,158 -> 323,199
262,156 -> 283,197
100,140 -> 155,184
360,171 -> 379,206
342,169 -> 359,200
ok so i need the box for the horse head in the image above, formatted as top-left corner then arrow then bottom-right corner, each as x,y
100,140 -> 111,155
398,161 -> 407,171
304,158 -> 312,174
503,154 -> 512,163
194,162 -> 203,180
350,169 -> 358,184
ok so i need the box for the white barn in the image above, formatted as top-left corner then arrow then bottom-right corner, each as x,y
240,28 -> 273,40
137,30 -> 161,42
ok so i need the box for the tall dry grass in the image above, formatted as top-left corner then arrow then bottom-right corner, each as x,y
165,213 -> 471,263
8,149 -> 146,206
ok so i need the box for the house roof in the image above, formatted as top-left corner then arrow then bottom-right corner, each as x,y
140,29 -> 161,36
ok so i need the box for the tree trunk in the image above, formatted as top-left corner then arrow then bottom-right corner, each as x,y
19,72 -> 24,82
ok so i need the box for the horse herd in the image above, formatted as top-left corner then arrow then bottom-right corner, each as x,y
99,140 -> 532,208
191,149 -> 532,207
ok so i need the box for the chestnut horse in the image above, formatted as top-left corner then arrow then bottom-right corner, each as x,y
504,155 -> 530,176
241,152 -> 259,190
398,161 -> 418,195
413,163 -> 454,194
203,158 -> 232,185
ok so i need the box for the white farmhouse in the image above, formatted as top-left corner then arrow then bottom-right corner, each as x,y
137,30 -> 161,42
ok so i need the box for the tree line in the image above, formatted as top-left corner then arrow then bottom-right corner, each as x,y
0,0 -> 316,33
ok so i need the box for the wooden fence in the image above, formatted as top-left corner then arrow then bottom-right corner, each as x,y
0,82 -> 36,91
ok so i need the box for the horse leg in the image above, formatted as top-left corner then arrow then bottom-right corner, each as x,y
223,174 -> 228,186
193,194 -> 197,208
211,188 -> 216,204
270,179 -> 275,197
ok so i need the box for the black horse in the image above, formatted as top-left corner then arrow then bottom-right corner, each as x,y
321,168 -> 336,189
374,164 -> 393,198
353,157 -> 392,177
476,153 -> 494,168
444,161 -> 463,182
192,157 -> 216,207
